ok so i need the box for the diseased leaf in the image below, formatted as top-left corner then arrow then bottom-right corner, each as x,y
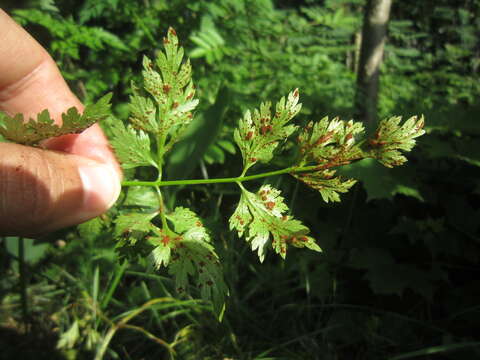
0,93 -> 112,145
292,170 -> 357,203
229,184 -> 321,262
234,89 -> 301,172
149,207 -> 228,317
368,115 -> 425,167
297,116 -> 365,168
131,27 -> 199,152
109,121 -> 156,169
115,212 -> 157,238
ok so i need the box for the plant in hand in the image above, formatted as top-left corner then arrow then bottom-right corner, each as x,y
0,28 -> 425,319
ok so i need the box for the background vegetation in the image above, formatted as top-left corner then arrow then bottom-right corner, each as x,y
1,0 -> 480,359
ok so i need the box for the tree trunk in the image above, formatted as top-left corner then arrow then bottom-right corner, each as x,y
355,0 -> 392,128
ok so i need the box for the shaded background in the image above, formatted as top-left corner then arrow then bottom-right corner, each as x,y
1,0 -> 480,359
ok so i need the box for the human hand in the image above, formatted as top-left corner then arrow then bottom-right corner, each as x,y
0,9 -> 121,236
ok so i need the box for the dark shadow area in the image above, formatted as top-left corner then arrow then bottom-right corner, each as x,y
0,326 -> 65,360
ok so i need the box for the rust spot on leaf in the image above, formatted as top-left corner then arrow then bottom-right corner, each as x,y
245,131 -> 254,140
163,84 -> 171,94
161,235 -> 170,246
265,201 -> 275,210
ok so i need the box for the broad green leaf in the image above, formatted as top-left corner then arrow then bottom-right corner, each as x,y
229,184 -> 321,262
234,89 -> 301,172
123,186 -> 159,210
109,121 -> 156,169
0,93 -> 112,145
5,237 -> 49,266
339,159 -> 424,201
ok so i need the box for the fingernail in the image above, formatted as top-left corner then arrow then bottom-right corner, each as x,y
78,164 -> 121,219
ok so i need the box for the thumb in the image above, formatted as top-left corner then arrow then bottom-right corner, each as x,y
0,142 -> 121,236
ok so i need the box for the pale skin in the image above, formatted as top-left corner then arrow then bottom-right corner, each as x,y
0,9 -> 121,236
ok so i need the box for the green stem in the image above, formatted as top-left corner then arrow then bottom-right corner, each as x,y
156,186 -> 170,231
18,237 -> 28,326
155,132 -> 171,231
100,260 -> 128,310
122,165 -> 320,188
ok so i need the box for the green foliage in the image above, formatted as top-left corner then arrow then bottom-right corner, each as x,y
0,24 -> 424,323
0,94 -> 112,145
5,1 -> 480,359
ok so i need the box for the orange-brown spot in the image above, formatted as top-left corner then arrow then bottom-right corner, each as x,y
161,235 -> 170,246
163,84 -> 171,94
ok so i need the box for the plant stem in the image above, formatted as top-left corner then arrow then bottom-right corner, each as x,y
100,260 -> 128,310
122,165 -> 320,188
155,133 -> 171,231
18,237 -> 28,326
